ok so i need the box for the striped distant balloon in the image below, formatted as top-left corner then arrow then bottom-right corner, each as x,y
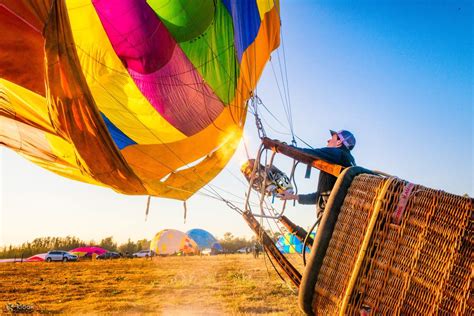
276,232 -> 316,254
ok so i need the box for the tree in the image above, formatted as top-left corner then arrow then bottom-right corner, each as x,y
0,236 -> 87,259
118,238 -> 138,255
223,232 -> 234,242
99,236 -> 117,252
136,239 -> 150,251
218,233 -> 252,253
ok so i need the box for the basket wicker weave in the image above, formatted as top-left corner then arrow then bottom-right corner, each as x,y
302,169 -> 472,315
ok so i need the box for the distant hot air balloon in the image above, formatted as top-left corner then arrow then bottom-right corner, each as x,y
276,233 -> 315,254
0,0 -> 281,200
186,228 -> 222,251
150,229 -> 199,255
69,246 -> 107,257
25,253 -> 47,262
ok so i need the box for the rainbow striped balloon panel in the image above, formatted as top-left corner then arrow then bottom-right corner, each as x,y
0,0 -> 280,200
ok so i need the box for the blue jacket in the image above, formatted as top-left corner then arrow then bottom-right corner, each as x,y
294,146 -> 355,205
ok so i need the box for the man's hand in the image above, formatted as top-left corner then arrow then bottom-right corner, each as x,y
279,191 -> 298,201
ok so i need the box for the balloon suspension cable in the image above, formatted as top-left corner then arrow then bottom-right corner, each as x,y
290,160 -> 299,207
242,145 -> 304,289
257,97 -> 315,149
244,145 -> 265,213
302,214 -> 322,266
250,96 -> 266,139
242,133 -> 251,160
291,137 -> 297,147
259,150 -> 276,214
263,242 -> 298,294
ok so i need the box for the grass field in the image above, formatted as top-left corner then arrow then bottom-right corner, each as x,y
0,254 -> 305,315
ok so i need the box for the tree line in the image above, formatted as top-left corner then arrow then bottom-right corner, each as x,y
0,236 -> 149,259
0,232 -> 281,259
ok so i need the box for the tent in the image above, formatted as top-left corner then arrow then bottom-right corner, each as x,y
276,233 -> 315,254
150,229 -> 199,255
186,228 -> 222,252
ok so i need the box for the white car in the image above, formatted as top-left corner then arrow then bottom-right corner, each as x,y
201,248 -> 212,256
45,250 -> 78,262
132,250 -> 155,258
236,247 -> 249,254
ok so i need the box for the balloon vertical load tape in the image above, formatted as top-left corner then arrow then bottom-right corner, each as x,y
145,196 -> 151,221
183,201 -> 187,224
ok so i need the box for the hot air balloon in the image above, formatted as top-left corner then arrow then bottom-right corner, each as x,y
69,246 -> 108,258
186,228 -> 222,252
150,229 -> 199,255
276,232 -> 315,254
0,0 -> 281,200
25,253 -> 47,262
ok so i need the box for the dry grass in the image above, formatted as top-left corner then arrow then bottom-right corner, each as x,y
0,254 -> 305,315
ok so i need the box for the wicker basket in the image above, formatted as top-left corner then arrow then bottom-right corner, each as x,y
299,167 -> 473,315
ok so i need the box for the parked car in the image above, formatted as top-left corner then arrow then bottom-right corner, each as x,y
236,247 -> 249,254
132,250 -> 155,258
201,248 -> 212,256
45,250 -> 78,262
96,252 -> 121,260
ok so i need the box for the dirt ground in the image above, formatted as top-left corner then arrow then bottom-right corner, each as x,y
0,254 -> 305,315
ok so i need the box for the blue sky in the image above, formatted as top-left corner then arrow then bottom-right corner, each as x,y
1,1 -> 472,246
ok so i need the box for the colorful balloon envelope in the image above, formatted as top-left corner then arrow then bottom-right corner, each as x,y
69,246 -> 108,257
150,229 -> 199,255
25,253 -> 47,262
0,0 -> 281,200
186,228 -> 221,251
276,232 -> 316,254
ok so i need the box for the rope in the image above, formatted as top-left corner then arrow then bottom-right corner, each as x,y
302,216 -> 321,266
145,196 -> 151,221
263,245 -> 298,294
279,32 -> 295,145
183,201 -> 187,223
252,97 -> 315,149
241,128 -> 252,160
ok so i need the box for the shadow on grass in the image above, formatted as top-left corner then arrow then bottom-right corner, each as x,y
238,306 -> 284,314
36,309 -> 62,315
